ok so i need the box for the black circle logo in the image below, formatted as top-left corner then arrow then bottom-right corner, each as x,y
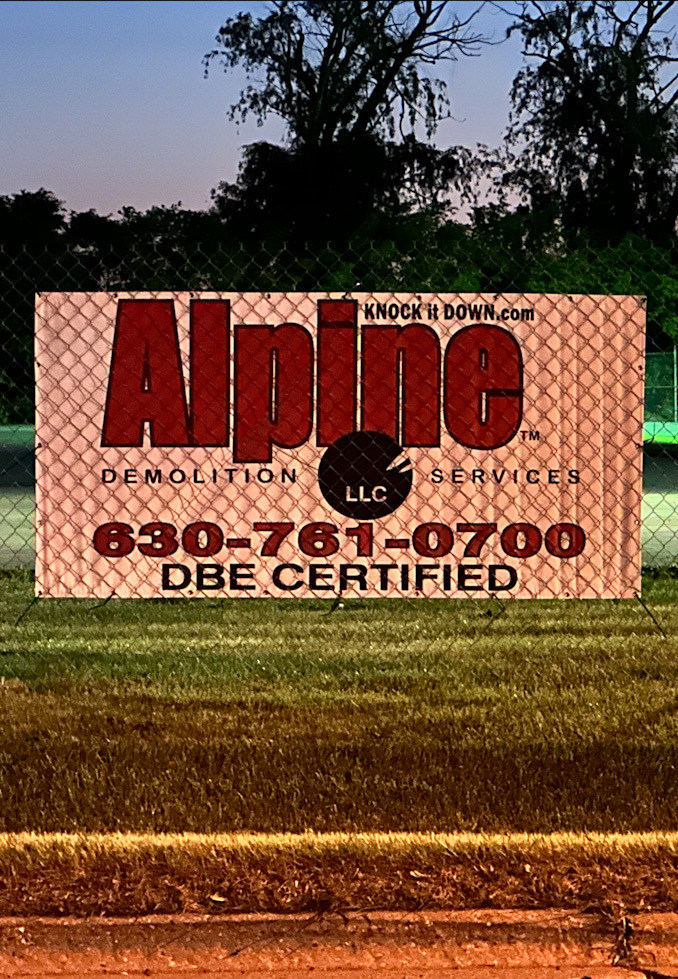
318,430 -> 413,519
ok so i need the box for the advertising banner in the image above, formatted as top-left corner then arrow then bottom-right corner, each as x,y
35,292 -> 645,599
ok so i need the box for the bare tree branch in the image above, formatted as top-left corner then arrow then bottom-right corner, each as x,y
205,0 -> 489,147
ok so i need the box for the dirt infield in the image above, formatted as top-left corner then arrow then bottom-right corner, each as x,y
1,910 -> 677,977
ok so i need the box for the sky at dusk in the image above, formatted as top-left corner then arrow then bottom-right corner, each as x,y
1,1 -> 523,215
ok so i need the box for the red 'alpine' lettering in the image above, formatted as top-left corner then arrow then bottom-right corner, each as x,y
100,299 -> 525,456
317,299 -> 358,445
190,299 -> 230,446
234,323 -> 314,463
444,325 -> 523,449
362,324 -> 440,446
102,299 -> 190,446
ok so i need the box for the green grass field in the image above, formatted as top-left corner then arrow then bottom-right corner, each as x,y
3,424 -> 678,852
2,569 -> 678,836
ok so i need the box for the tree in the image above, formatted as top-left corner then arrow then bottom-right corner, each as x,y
0,189 -> 66,247
206,0 -> 485,148
205,1 -> 485,238
210,134 -> 472,239
503,0 -> 678,242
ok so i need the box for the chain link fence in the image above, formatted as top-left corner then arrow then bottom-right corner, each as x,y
1,236 -> 678,840
1,237 -> 677,582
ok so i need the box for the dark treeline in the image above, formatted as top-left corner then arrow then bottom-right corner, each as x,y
3,0 -> 678,423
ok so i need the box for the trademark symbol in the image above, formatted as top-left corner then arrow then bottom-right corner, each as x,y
521,430 -> 540,441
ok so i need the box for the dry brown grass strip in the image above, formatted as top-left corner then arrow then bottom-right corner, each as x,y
1,831 -> 678,917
